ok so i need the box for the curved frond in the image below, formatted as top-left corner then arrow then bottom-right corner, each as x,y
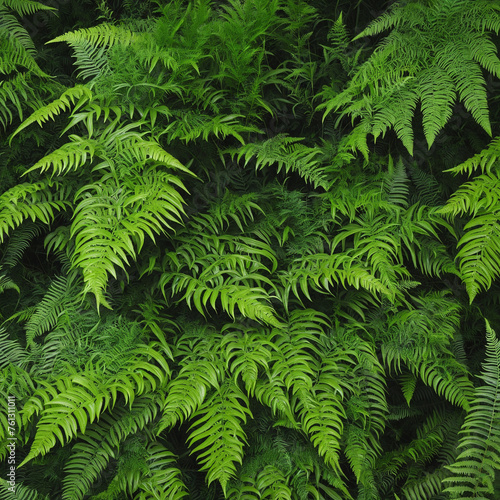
187,381 -> 252,494
443,321 -> 500,499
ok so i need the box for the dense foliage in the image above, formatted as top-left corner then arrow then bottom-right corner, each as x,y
1,0 -> 500,498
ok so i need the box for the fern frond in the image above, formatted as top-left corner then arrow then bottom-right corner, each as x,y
233,134 -> 328,189
0,479 -> 49,500
344,424 -> 379,492
443,321 -> 500,499
320,0 -> 500,154
256,465 -> 292,500
158,327 -> 222,433
446,136 -> 500,176
0,181 -> 72,243
408,163 -> 442,206
0,10 -> 36,55
67,40 -> 109,81
0,0 -> 55,16
49,24 -> 141,49
0,222 -> 42,268
136,443 -> 188,500
188,380 -> 251,494
384,158 -> 410,208
282,253 -> 395,304
168,112 -> 258,145
221,325 -> 272,396
62,395 -> 162,500
418,67 -> 456,148
0,327 -> 25,369
0,73 -> 33,127
437,41 -> 492,136
24,274 -> 80,346
456,211 -> 500,303
21,343 -> 170,465
11,85 -> 93,140
25,136 -> 97,177
0,36 -> 47,78
157,359 -> 220,433
71,170 -> 186,309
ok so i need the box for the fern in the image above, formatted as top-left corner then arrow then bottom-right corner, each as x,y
11,85 -> 93,140
0,222 -> 42,268
318,0 -> 500,155
0,0 -> 55,16
0,181 -> 72,243
187,380 -> 252,494
20,341 -> 170,465
256,465 -> 292,499
157,325 -> 222,433
62,394 -> 162,500
443,321 -> 500,499
0,0 -> 55,128
445,136 -> 500,176
136,443 -> 188,500
222,324 -> 272,396
24,274 -> 80,346
232,134 -> 328,189
0,480 -> 49,500
2,1 -> 500,497
49,24 -> 142,50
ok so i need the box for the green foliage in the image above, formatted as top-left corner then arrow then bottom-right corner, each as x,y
0,0 -> 55,128
1,0 -> 500,498
443,322 -> 500,499
319,0 -> 500,155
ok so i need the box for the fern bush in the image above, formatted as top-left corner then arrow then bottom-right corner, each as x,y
1,0 -> 500,499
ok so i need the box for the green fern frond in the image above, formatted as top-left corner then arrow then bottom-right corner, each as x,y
419,67 -> 456,148
49,24 -> 141,49
136,443 -> 188,500
0,74 -> 33,127
24,274 -> 80,346
24,136 -> 97,176
319,0 -> 500,155
62,394 -> 162,500
67,40 -> 109,81
188,380 -> 251,494
408,163 -> 442,206
0,10 -> 36,55
443,321 -> 500,499
256,465 -> 292,500
456,211 -> 500,303
221,325 -> 272,396
0,222 -> 42,268
0,479 -> 49,500
282,253 -> 395,304
205,191 -> 265,234
71,169 -> 187,309
0,327 -> 25,369
62,430 -> 117,500
0,0 -> 55,16
384,158 -> 410,208
11,85 -> 93,140
445,136 -> 500,176
168,112 -> 258,145
233,134 -> 328,189
0,181 -> 72,243
20,343 -> 170,465
437,41 -> 492,136
440,174 -> 500,218
157,358 -> 220,433
344,424 -> 379,493
226,476 -> 260,500
0,36 -> 47,78
166,276 -> 282,327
